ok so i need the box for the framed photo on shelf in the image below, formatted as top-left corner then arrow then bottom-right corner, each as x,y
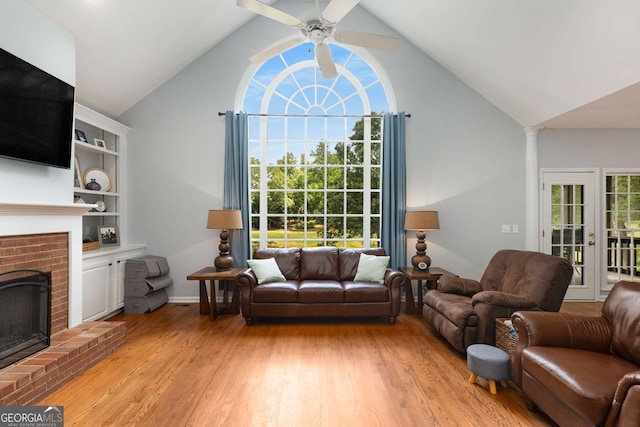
97,225 -> 120,248
93,138 -> 106,149
74,156 -> 83,188
74,129 -> 87,142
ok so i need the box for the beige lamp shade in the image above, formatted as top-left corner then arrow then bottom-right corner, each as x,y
207,210 -> 243,230
404,211 -> 440,230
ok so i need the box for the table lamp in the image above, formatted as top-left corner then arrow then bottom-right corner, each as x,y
405,210 -> 440,271
207,210 -> 243,271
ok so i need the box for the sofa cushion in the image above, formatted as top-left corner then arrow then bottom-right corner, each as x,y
253,281 -> 299,303
522,346 -> 639,426
298,280 -> 344,303
247,258 -> 286,284
344,282 -> 389,302
300,247 -> 340,281
254,247 -> 301,281
353,253 -> 390,284
602,281 -> 640,366
339,248 -> 386,281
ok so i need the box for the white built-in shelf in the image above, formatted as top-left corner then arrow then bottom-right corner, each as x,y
75,142 -> 119,157
74,188 -> 120,197
73,103 -> 130,247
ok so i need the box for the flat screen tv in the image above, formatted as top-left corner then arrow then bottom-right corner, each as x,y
0,47 -> 75,169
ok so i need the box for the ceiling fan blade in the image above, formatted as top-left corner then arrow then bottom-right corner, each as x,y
249,38 -> 304,63
320,0 -> 360,25
334,31 -> 400,52
237,0 -> 305,28
315,43 -> 337,80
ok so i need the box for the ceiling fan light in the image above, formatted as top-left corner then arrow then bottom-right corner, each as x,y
309,28 -> 326,44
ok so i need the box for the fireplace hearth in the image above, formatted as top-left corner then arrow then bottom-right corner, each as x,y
0,270 -> 51,369
0,206 -> 126,405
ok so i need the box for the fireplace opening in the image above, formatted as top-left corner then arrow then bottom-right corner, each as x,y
0,270 -> 51,369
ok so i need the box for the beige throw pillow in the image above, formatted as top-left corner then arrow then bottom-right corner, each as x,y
247,258 -> 286,284
354,253 -> 390,284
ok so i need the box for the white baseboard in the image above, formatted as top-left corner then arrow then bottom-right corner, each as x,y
168,296 -> 200,304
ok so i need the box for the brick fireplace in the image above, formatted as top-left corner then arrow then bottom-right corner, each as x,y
0,203 -> 126,405
0,202 -> 87,326
0,232 -> 69,334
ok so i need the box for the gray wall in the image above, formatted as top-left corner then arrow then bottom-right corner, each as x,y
539,129 -> 640,168
0,0 -> 75,204
119,1 -> 525,301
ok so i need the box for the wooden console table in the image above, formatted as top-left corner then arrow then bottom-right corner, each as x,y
187,266 -> 247,321
399,266 -> 457,314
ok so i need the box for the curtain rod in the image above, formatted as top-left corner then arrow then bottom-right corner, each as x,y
218,112 -> 411,118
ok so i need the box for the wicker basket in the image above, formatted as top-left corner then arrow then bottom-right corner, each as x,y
495,317 -> 518,380
82,241 -> 100,252
495,318 -> 517,354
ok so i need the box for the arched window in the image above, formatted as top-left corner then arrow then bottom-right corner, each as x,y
241,42 -> 392,249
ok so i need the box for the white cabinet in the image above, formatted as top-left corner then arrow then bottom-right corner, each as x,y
82,246 -> 146,321
82,257 -> 111,321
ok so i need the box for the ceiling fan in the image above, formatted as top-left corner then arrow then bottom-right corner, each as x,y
237,0 -> 400,80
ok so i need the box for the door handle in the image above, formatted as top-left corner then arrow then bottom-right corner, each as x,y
588,241 -> 595,246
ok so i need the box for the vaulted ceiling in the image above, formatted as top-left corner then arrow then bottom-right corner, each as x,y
26,0 -> 640,128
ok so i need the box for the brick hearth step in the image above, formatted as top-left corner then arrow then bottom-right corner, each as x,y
0,321 -> 125,405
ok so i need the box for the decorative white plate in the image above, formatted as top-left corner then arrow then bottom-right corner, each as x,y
95,200 -> 106,212
83,168 -> 112,192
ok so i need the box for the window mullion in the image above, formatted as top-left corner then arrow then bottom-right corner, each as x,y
259,117 -> 269,249
362,117 -> 372,247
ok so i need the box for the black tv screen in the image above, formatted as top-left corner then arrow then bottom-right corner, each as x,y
0,47 -> 75,169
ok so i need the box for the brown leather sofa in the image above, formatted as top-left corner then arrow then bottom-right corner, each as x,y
423,249 -> 573,353
236,247 -> 405,325
512,281 -> 640,427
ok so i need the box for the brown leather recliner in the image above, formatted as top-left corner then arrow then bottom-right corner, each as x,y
512,281 -> 640,427
423,249 -> 573,353
236,247 -> 405,325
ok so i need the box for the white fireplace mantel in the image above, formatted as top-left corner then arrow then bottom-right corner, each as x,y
0,201 -> 93,328
0,201 -> 94,216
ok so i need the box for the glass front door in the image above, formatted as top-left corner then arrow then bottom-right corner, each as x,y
542,172 -> 596,300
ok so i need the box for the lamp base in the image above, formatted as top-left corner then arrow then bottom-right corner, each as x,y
214,255 -> 234,271
214,228 -> 234,271
411,254 -> 431,271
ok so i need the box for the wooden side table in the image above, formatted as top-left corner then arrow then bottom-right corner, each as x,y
399,266 -> 457,314
187,266 -> 247,321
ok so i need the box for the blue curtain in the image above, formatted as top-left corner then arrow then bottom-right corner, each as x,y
381,112 -> 407,269
223,110 -> 250,265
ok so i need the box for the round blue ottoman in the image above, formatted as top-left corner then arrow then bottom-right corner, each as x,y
467,344 -> 510,394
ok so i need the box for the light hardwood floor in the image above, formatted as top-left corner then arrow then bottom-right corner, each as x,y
39,302 -> 602,427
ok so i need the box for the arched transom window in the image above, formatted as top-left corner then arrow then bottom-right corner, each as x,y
242,42 -> 391,249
